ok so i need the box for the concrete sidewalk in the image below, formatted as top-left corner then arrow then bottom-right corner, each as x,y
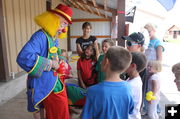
0,90 -> 33,119
0,65 -> 179,119
0,86 -> 178,119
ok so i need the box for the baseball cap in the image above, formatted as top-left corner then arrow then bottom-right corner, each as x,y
122,32 -> 145,45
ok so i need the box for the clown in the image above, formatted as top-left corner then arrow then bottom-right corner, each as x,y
16,4 -> 73,119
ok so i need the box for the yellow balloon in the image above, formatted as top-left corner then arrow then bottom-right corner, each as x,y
146,91 -> 156,101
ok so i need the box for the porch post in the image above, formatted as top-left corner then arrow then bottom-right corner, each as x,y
117,0 -> 125,47
0,0 -> 10,81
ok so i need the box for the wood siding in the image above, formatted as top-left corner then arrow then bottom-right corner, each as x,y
2,0 -> 46,78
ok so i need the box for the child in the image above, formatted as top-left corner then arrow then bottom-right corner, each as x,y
146,61 -> 162,119
144,23 -> 164,61
77,44 -> 97,89
172,62 -> 180,91
125,52 -> 147,119
96,39 -> 115,83
122,32 -> 145,53
81,46 -> 134,119
121,32 -> 145,80
59,49 -> 69,61
122,32 -> 152,115
58,49 -> 72,80
76,22 -> 99,56
143,24 -> 164,115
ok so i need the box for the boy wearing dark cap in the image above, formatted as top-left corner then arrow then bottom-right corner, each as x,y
81,46 -> 134,119
122,32 -> 145,52
122,32 -> 148,116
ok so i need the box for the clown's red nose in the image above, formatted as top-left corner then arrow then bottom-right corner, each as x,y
62,29 -> 66,33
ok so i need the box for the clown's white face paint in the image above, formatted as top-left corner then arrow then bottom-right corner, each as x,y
57,15 -> 69,35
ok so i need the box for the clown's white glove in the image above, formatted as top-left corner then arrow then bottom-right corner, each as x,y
51,60 -> 59,70
44,59 -> 59,71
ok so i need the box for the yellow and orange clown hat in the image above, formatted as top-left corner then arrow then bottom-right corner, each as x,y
34,4 -> 73,38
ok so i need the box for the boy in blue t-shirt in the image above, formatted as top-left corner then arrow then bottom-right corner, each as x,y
81,46 -> 134,119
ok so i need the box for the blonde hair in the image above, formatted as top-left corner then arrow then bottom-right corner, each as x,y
102,39 -> 115,46
144,23 -> 157,32
148,60 -> 162,73
34,11 -> 67,39
172,62 -> 180,74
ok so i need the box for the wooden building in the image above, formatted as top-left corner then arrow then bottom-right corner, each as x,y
0,0 -> 127,81
0,0 -> 166,82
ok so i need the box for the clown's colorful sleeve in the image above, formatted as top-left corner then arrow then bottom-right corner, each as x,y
16,30 -> 50,78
